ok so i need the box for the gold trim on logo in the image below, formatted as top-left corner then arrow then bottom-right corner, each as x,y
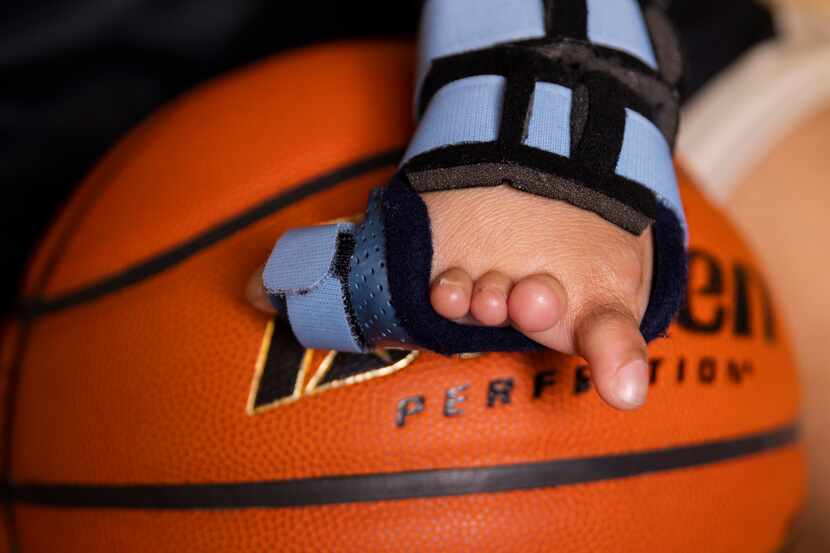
247,319 -> 420,415
246,320 -> 311,415
306,349 -> 420,395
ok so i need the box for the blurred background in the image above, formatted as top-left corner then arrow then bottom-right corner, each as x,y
3,0 -> 829,550
0,0 -> 775,314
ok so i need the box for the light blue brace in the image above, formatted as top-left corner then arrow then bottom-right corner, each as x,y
402,74 -> 685,241
417,0 -> 546,93
263,191 -> 415,352
417,0 -> 660,99
263,223 -> 364,352
403,75 -> 505,165
617,107 -> 687,239
586,0 -> 658,69
524,81 -> 573,157
405,77 -> 574,164
263,1 -> 685,355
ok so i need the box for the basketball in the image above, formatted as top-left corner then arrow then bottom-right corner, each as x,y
1,41 -> 804,552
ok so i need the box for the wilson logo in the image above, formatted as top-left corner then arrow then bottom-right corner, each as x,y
247,248 -> 777,415
247,317 -> 418,415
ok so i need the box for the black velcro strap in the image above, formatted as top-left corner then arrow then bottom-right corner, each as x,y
545,0 -> 588,39
403,143 -> 657,235
405,60 -> 665,234
418,41 -> 679,147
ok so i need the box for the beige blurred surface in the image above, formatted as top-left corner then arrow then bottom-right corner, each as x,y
728,103 -> 830,552
678,1 -> 830,547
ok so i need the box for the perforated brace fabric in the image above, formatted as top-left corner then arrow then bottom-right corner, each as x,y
264,176 -> 684,354
263,184 -> 538,354
263,192 -> 416,353
348,190 -> 415,349
263,0 -> 689,353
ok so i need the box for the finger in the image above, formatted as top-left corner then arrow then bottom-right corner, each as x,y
247,265 -> 277,314
508,273 -> 568,333
430,268 -> 474,320
470,271 -> 513,326
575,305 -> 649,410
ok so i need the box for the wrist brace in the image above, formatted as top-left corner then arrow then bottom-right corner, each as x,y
264,0 -> 688,354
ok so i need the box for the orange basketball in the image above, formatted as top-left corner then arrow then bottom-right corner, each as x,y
0,41 -> 804,552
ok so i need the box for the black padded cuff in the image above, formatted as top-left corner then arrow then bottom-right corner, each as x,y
383,175 -> 684,352
383,175 -> 540,353
641,200 -> 687,341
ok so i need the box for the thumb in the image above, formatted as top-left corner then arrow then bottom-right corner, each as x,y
575,304 -> 649,410
246,264 -> 277,314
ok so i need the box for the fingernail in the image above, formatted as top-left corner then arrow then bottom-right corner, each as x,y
438,277 -> 465,289
614,359 -> 648,408
436,279 -> 470,308
476,285 -> 506,299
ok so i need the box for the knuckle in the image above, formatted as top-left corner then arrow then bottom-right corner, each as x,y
573,300 -> 639,347
576,235 -> 645,306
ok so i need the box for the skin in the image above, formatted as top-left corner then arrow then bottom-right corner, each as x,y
424,186 -> 654,410
725,102 -> 830,552
249,184 -> 654,411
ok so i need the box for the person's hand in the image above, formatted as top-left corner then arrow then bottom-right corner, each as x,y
249,185 -> 653,410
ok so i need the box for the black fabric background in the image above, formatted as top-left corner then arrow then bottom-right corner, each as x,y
0,0 -> 773,314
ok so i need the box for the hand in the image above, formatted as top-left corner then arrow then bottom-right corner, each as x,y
248,184 -> 654,410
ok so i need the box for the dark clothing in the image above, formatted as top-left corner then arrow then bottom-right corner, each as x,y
0,0 -> 773,313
